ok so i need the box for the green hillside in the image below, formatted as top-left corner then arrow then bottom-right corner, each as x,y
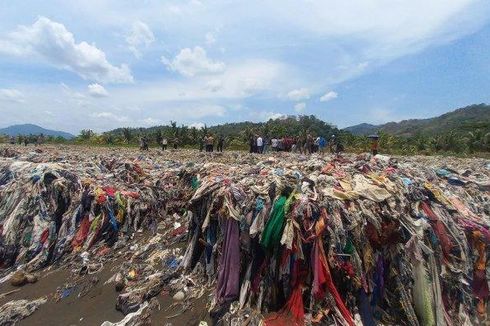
345,104 -> 490,137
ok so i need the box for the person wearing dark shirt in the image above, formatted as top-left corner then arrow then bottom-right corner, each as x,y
217,135 -> 224,152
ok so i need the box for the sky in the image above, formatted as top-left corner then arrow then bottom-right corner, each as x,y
0,0 -> 490,134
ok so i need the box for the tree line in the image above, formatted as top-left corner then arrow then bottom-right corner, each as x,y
1,114 -> 489,156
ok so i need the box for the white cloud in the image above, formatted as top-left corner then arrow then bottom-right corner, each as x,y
294,102 -> 306,113
320,91 -> 338,102
205,32 -> 216,45
89,111 -> 129,122
162,46 -> 225,77
268,113 -> 287,120
0,1 -> 488,133
0,17 -> 133,83
126,21 -> 155,58
0,89 -> 25,103
88,83 -> 109,97
254,111 -> 287,121
287,88 -> 310,101
189,122 -> 205,129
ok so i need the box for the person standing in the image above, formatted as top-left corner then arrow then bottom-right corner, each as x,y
204,135 -> 209,152
207,134 -> 215,152
217,135 -> 224,152
139,136 -> 145,151
256,135 -> 264,154
329,135 -> 336,154
161,137 -> 168,151
297,135 -> 305,154
369,135 -> 379,156
319,136 -> 326,154
306,133 -> 313,154
173,137 -> 179,149
249,135 -> 255,153
314,136 -> 320,153
271,137 -> 278,152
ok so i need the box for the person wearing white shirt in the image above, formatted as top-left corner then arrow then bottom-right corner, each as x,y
271,138 -> 278,151
256,136 -> 264,153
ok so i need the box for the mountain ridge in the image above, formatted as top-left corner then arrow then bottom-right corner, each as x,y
0,123 -> 74,139
343,104 -> 489,136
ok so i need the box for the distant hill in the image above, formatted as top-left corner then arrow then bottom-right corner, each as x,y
343,123 -> 378,136
0,124 -> 74,139
343,104 -> 490,136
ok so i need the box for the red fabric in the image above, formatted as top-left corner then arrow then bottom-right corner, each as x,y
171,225 -> 186,237
71,215 -> 90,249
39,228 -> 49,244
96,194 -> 107,204
133,164 -> 143,175
97,246 -> 111,256
121,191 -> 140,199
321,162 -> 335,174
311,216 -> 354,326
103,186 -> 116,197
339,261 -> 355,278
422,202 -> 453,261
311,240 -> 354,326
265,259 -> 305,326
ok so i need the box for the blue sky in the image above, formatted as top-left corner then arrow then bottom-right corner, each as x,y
0,0 -> 489,134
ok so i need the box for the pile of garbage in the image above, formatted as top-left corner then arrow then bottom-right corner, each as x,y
0,145 -> 489,325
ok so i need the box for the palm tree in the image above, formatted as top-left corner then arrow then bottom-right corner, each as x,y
122,128 -> 132,143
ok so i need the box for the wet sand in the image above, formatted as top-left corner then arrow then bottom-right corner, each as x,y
0,263 -> 211,326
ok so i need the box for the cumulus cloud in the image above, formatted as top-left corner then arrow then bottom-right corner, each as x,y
320,91 -> 338,102
0,89 -> 25,103
161,46 -> 225,77
88,83 -> 109,97
287,88 -> 310,101
0,17 -> 133,83
294,102 -> 306,113
126,21 -> 155,58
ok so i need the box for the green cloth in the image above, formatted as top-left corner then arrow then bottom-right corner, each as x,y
191,176 -> 200,190
344,239 -> 354,255
261,196 -> 287,251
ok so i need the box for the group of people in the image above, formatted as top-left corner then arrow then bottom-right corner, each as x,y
139,133 -> 379,155
200,134 -> 224,152
10,135 -> 44,146
140,136 -> 177,151
249,135 -> 265,153
250,134 -> 344,155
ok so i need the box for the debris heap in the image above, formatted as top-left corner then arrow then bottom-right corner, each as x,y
0,146 -> 489,325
